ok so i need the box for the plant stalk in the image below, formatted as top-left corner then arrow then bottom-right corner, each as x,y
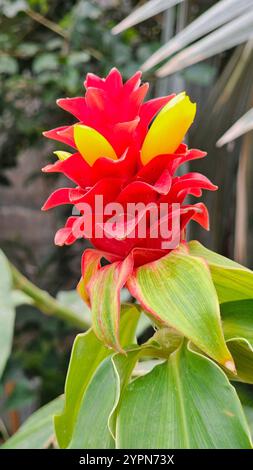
10,264 -> 89,330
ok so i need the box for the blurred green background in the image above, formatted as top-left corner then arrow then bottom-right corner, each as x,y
1,0 -> 253,445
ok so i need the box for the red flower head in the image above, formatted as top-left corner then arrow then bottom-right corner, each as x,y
42,67 -> 218,352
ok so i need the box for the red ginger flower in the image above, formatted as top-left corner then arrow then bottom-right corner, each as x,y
42,67 -> 217,351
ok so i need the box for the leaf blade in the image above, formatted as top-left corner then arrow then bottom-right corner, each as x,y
55,304 -> 140,448
0,250 -> 15,379
128,249 -> 233,369
142,0 -> 253,71
117,343 -> 252,449
156,10 -> 253,77
188,241 -> 253,303
1,396 -> 63,449
112,0 -> 183,35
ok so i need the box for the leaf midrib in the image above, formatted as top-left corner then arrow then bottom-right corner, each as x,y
170,346 -> 190,449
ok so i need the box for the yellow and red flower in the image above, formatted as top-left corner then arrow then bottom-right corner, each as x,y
42,68 -> 218,352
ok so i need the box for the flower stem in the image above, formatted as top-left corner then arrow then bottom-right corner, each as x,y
10,264 -> 89,330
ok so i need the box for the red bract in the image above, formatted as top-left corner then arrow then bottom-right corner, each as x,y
42,67 -> 217,351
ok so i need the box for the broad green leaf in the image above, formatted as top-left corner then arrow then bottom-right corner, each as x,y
0,250 -> 15,379
55,304 -> 140,448
11,289 -> 34,307
117,342 -> 252,449
1,396 -> 63,449
242,406 -> 253,438
221,300 -> 253,383
236,383 -> 253,437
109,333 -> 181,438
222,299 -> 253,342
226,339 -> 253,384
68,331 -> 184,449
128,250 -> 234,369
68,356 -> 117,449
68,350 -> 139,449
188,241 -> 253,303
55,329 -> 110,449
109,349 -> 143,438
69,347 -> 156,449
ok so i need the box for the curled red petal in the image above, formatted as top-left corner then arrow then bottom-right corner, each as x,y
42,153 -> 91,187
181,203 -> 210,230
54,216 -> 79,246
43,125 -> 75,148
42,188 -> 71,211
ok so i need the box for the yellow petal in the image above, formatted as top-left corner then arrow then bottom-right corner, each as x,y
53,150 -> 72,161
140,92 -> 196,165
74,124 -> 117,166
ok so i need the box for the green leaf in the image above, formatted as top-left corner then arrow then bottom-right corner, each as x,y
222,299 -> 253,342
187,244 -> 253,382
128,249 -> 234,369
226,339 -> 253,384
67,51 -> 90,66
117,342 -> 252,449
188,241 -> 253,303
108,349 -> 142,438
243,405 -> 253,439
33,53 -> 59,74
0,250 -> 15,380
69,348 -> 142,449
68,356 -> 116,449
54,329 -> 110,449
55,304 -> 140,448
89,256 -> 134,351
0,56 -> 18,75
1,396 -> 63,449
221,300 -> 253,383
11,289 -> 34,307
16,42 -> 40,58
236,383 -> 253,438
